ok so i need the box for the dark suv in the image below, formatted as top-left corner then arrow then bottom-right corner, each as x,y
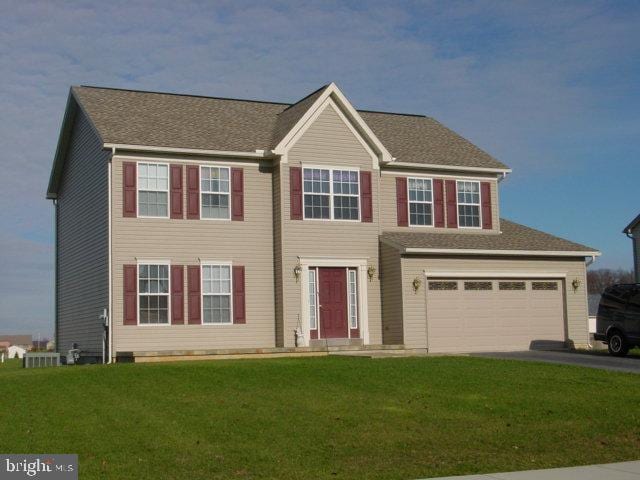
595,283 -> 640,356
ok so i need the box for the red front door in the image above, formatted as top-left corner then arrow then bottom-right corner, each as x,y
318,268 -> 348,338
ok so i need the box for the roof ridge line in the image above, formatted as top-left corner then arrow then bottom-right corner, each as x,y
76,85 -> 430,118
76,85 -> 291,106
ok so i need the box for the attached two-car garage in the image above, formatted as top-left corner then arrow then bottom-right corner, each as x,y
425,278 -> 566,353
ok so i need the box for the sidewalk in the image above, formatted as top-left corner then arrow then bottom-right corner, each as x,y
425,461 -> 640,479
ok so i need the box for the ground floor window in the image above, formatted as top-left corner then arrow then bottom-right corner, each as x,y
138,263 -> 170,324
202,264 -> 232,324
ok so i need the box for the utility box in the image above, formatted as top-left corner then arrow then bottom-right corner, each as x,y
23,352 -> 61,368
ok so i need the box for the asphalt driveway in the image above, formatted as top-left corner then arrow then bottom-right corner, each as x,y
472,350 -> 640,374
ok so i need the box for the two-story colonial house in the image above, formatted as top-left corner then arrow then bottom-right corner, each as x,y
47,83 -> 599,363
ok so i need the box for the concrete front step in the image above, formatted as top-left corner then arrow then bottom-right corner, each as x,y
309,338 -> 363,347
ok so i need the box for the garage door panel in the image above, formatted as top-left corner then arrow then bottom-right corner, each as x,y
427,278 -> 565,353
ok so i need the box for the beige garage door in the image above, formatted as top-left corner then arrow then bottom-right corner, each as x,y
426,279 -> 565,353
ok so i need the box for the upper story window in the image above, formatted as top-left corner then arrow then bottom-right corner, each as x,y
303,168 -> 359,221
138,263 -> 169,324
202,264 -> 232,324
201,166 -> 230,219
408,178 -> 433,226
457,180 -> 481,228
138,163 -> 169,217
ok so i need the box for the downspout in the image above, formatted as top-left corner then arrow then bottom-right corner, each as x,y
107,149 -> 114,363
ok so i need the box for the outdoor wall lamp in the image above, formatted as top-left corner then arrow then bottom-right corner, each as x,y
571,278 -> 581,292
412,277 -> 422,293
293,263 -> 302,282
367,265 -> 376,281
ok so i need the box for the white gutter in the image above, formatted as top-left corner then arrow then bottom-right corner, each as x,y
385,161 -> 512,175
401,247 -> 601,257
104,143 -> 275,159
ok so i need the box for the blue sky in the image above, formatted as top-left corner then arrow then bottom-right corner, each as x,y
1,0 -> 639,337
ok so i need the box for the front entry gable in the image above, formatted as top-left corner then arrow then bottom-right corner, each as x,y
273,83 -> 392,169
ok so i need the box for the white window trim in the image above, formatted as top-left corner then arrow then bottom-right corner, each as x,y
456,180 -> 482,229
407,177 -> 434,228
136,260 -> 171,327
199,165 -> 232,221
302,166 -> 361,222
136,162 -> 170,219
200,261 -> 234,326
348,269 -> 358,329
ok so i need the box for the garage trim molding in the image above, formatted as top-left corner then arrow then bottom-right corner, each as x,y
423,271 -> 567,278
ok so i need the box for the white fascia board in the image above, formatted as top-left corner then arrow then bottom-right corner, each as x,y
105,143 -> 275,159
384,161 -> 512,175
402,247 -> 601,257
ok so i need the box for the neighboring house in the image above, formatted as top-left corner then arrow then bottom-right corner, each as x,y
0,335 -> 32,350
8,345 -> 26,360
623,214 -> 640,283
587,293 -> 601,334
46,83 -> 600,363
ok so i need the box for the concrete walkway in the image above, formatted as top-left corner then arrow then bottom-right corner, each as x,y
424,461 -> 640,479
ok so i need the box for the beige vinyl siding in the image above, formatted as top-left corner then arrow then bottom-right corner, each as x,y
56,110 -> 109,357
273,164 -> 284,347
111,156 -> 275,354
380,243 -> 403,344
379,171 -> 500,233
399,255 -> 589,349
280,103 -> 382,346
633,225 -> 640,283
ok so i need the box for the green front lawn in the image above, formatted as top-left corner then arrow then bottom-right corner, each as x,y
1,356 -> 638,479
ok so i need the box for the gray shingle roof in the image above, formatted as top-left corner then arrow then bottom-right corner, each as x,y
71,85 -> 508,170
381,219 -> 598,254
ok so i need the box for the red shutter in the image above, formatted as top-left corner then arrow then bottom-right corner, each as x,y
360,171 -> 373,222
481,182 -> 492,230
170,165 -> 183,219
232,265 -> 246,324
231,168 -> 244,221
290,167 -> 303,220
187,266 -> 201,324
171,265 -> 184,325
186,165 -> 200,220
445,180 -> 458,228
396,177 -> 408,227
123,162 -> 137,217
123,264 -> 137,325
433,179 -> 445,228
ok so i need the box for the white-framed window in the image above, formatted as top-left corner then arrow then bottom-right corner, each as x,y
138,263 -> 170,325
408,178 -> 433,226
332,170 -> 359,220
201,264 -> 232,324
308,269 -> 318,330
303,167 -> 359,221
457,180 -> 481,228
348,269 -> 358,329
138,163 -> 169,217
201,166 -> 230,219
